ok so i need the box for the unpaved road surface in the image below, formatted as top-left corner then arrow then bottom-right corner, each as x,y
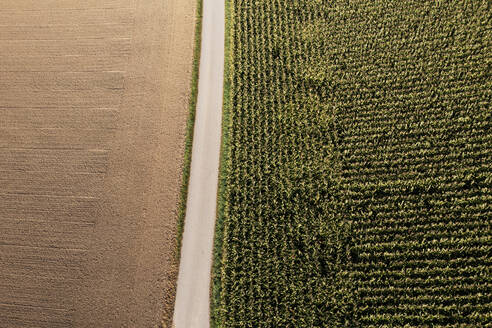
0,0 -> 195,327
173,0 -> 225,326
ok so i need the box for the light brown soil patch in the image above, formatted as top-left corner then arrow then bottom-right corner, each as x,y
0,0 -> 196,327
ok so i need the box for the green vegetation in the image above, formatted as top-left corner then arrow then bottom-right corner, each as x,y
212,0 -> 234,324
176,0 -> 203,257
168,0 -> 202,326
213,0 -> 491,327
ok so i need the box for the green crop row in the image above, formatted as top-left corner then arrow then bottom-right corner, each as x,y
213,0 -> 491,327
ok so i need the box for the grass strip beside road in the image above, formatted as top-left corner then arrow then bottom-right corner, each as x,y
175,0 -> 203,260
169,1 -> 203,326
211,0 -> 234,326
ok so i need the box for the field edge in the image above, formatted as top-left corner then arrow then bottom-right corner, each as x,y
167,0 -> 203,326
210,0 -> 234,326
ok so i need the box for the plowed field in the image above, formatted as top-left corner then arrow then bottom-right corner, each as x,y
0,0 -> 195,327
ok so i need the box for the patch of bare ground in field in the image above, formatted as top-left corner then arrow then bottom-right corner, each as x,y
0,0 -> 196,327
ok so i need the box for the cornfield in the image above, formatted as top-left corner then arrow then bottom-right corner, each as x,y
214,0 -> 491,326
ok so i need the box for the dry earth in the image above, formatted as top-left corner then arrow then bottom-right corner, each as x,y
0,0 -> 196,327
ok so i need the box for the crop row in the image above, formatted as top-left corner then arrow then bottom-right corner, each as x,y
214,0 -> 491,327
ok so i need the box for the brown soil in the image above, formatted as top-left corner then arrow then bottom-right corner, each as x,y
0,0 -> 196,327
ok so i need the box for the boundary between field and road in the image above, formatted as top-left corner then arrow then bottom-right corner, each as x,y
173,0 -> 225,327
210,0 -> 233,326
175,0 -> 203,267
168,0 -> 202,325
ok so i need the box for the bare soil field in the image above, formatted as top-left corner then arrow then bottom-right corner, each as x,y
0,0 -> 196,327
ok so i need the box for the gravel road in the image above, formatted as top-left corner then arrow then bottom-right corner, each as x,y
173,0 -> 225,326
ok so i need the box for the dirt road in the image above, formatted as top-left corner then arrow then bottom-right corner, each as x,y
0,0 -> 196,327
173,0 -> 225,327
